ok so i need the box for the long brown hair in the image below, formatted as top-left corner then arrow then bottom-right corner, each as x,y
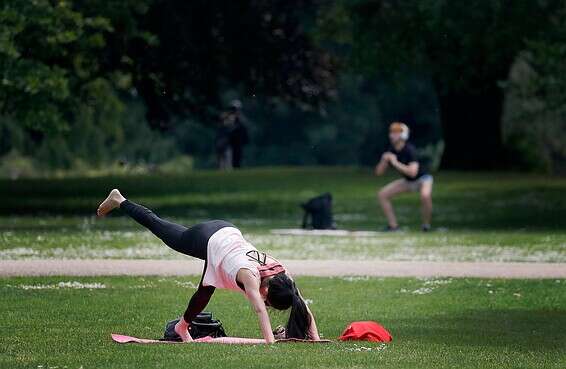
266,274 -> 310,339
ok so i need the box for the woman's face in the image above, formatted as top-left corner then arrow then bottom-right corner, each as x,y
260,284 -> 269,299
259,276 -> 274,305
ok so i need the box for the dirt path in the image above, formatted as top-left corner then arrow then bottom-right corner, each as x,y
1,259 -> 565,279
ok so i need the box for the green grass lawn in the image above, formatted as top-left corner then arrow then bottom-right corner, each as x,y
1,168 -> 566,262
1,276 -> 565,369
2,168 -> 566,369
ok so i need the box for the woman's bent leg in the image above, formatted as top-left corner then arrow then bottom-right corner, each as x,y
120,200 -> 189,255
175,264 -> 215,340
182,266 -> 216,323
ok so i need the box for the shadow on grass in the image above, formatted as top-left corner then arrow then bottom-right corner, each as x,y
398,308 -> 566,351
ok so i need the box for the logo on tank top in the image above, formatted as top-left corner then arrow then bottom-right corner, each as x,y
245,250 -> 268,265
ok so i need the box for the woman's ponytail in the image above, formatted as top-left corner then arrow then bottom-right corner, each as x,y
285,287 -> 311,339
266,274 -> 311,339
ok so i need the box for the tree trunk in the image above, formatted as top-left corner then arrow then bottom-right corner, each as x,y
436,85 -> 506,169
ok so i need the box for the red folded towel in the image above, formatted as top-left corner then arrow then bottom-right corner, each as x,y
339,321 -> 392,342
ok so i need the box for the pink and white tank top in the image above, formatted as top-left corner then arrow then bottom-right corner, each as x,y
201,227 -> 263,292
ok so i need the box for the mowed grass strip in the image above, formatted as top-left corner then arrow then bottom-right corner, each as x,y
2,168 -> 565,262
2,228 -> 566,262
1,276 -> 565,369
2,168 -> 566,230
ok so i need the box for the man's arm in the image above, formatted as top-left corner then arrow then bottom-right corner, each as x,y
239,270 -> 276,343
389,158 -> 419,178
375,153 -> 390,176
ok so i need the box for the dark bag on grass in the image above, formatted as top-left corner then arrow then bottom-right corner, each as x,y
163,312 -> 227,341
301,192 -> 336,230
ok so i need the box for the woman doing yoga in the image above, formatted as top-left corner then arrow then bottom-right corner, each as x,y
97,189 -> 320,343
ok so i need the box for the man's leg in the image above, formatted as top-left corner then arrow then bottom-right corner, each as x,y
377,179 -> 410,229
420,179 -> 433,229
232,146 -> 242,168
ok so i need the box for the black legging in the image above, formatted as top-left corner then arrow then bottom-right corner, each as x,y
120,200 -> 234,324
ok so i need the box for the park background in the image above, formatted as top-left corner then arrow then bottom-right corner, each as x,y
1,1 -> 566,369
2,0 -> 566,176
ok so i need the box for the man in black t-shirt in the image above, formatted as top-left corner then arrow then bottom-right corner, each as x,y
374,122 -> 433,231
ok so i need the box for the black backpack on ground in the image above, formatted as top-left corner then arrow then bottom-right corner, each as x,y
301,192 -> 336,230
162,312 -> 227,341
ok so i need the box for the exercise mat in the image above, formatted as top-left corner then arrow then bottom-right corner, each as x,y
111,333 -> 331,345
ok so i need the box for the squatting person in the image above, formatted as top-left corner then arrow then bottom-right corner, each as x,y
374,122 -> 433,231
96,189 -> 320,343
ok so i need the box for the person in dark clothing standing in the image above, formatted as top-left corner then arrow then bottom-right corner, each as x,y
215,112 -> 234,170
374,122 -> 434,232
228,100 -> 249,168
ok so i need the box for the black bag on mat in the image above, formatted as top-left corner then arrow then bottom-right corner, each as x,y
162,312 -> 227,341
301,192 -> 336,230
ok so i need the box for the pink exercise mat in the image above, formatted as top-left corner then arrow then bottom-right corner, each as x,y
111,333 -> 330,345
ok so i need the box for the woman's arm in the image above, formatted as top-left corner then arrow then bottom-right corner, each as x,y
238,269 -> 276,343
286,273 -> 320,341
252,298 -> 276,344
296,287 -> 320,340
305,304 -> 321,340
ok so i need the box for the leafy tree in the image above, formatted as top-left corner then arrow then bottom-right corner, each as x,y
318,0 -> 564,169
522,5 -> 566,113
2,0 -> 337,135
502,5 -> 566,173
106,0 -> 337,128
0,0 -> 115,132
1,0 -> 338,170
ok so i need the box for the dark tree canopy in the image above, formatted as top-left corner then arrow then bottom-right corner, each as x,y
318,0 -> 565,169
126,0 -> 337,128
1,0 -> 337,132
3,0 -> 566,171
0,0 -> 115,132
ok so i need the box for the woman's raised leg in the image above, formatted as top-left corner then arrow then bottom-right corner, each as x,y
97,189 -> 188,254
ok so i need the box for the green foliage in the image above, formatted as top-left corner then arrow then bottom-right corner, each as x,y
0,97 -> 181,172
317,0 -> 565,169
3,0 -> 565,171
524,6 -> 566,111
502,52 -> 566,173
38,100 -> 180,170
158,155 -> 194,174
0,0 -> 340,171
93,0 -> 337,126
173,73 -> 441,168
319,0 -> 562,88
417,140 -> 444,172
0,150 -> 39,179
0,0 -> 114,132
